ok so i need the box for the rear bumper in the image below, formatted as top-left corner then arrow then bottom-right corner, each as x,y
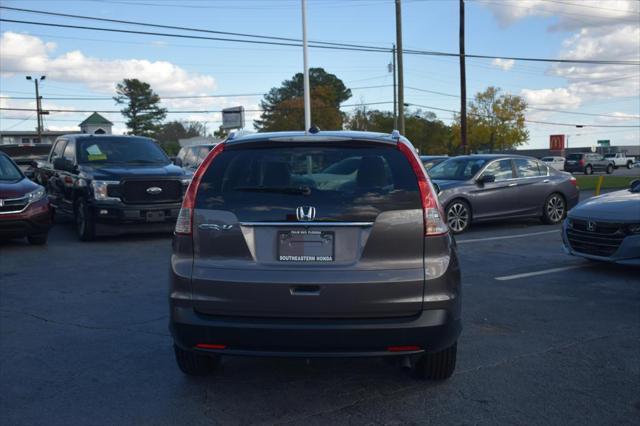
0,199 -> 52,238
88,201 -> 180,235
170,307 -> 461,357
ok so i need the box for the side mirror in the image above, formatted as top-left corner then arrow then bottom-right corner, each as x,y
478,174 -> 495,184
53,158 -> 74,172
173,157 -> 183,167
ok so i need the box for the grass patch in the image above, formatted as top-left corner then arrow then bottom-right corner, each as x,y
575,175 -> 639,191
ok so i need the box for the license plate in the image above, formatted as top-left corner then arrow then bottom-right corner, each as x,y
278,230 -> 334,262
146,211 -> 165,222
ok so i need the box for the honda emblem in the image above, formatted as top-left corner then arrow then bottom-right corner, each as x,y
587,221 -> 596,232
296,206 -> 316,221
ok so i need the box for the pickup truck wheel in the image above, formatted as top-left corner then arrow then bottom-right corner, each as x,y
174,344 -> 220,376
584,165 -> 593,175
415,343 -> 457,380
606,164 -> 614,174
75,199 -> 95,242
27,233 -> 48,245
627,161 -> 633,169
542,193 -> 566,225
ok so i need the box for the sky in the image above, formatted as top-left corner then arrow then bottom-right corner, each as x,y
0,0 -> 638,149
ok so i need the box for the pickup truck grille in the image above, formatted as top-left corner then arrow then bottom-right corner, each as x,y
0,196 -> 29,214
567,220 -> 625,257
120,179 -> 182,204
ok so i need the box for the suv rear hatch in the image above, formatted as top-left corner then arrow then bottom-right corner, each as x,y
189,139 -> 425,319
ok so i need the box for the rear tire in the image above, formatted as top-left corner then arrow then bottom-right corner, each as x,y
415,343 -> 457,380
606,164 -> 613,174
542,193 -> 566,225
27,233 -> 48,245
627,161 -> 633,169
445,200 -> 471,234
174,344 -> 220,376
75,199 -> 95,242
584,165 -> 593,175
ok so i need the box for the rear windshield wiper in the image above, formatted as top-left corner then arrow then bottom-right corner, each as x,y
234,185 -> 312,195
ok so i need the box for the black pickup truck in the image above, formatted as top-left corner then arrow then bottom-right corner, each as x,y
35,134 -> 190,241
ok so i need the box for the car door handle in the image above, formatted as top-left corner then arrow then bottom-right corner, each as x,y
508,183 -> 518,187
543,179 -> 550,183
290,285 -> 321,296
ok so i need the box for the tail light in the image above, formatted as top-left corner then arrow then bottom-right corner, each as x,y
175,142 -> 225,235
569,176 -> 577,187
397,142 -> 448,236
579,159 -> 585,166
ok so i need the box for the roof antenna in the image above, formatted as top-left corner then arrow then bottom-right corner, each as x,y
309,125 -> 320,134
391,129 -> 401,139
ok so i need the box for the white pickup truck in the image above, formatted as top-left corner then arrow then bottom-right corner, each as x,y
604,153 -> 636,169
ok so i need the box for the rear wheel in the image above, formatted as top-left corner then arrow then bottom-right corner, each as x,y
542,193 -> 566,225
27,233 -> 48,245
415,343 -> 457,380
75,199 -> 95,242
445,200 -> 471,234
174,344 -> 220,376
627,161 -> 633,169
606,164 -> 614,174
584,165 -> 593,175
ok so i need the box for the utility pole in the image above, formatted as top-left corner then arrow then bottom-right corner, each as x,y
391,44 -> 397,130
26,75 -> 46,143
301,0 -> 311,134
395,0 -> 405,134
459,0 -> 467,154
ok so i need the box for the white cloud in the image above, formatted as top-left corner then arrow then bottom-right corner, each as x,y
0,32 -> 216,96
491,58 -> 515,71
520,87 -> 582,109
478,0 -> 640,31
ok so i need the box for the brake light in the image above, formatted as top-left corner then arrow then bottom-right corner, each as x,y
175,142 -> 225,235
397,142 -> 448,236
195,343 -> 226,350
579,159 -> 585,166
569,176 -> 577,187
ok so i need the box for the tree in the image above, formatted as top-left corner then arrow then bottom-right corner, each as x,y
255,68 -> 351,131
154,121 -> 209,155
452,86 -> 528,153
347,107 -> 453,154
114,79 -> 167,137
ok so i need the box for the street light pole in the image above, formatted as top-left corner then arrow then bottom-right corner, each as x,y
301,0 -> 311,134
395,0 -> 405,134
26,75 -> 46,143
391,43 -> 397,130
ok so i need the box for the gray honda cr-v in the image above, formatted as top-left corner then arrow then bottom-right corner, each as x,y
169,130 -> 461,380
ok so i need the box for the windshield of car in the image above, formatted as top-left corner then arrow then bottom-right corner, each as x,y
428,157 -> 488,180
422,158 -> 447,171
0,155 -> 23,181
76,138 -> 169,165
630,180 -> 640,193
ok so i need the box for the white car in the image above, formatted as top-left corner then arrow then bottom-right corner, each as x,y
541,156 -> 565,170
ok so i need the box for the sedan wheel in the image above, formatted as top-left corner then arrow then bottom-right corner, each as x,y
446,201 -> 470,234
542,194 -> 566,224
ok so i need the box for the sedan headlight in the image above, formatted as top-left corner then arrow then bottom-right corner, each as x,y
91,180 -> 120,201
628,224 -> 640,234
26,187 -> 46,203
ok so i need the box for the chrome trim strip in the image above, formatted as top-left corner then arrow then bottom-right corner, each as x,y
239,221 -> 374,227
0,196 -> 30,215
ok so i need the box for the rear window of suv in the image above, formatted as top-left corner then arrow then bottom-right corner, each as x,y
196,143 -> 422,222
566,154 -> 583,160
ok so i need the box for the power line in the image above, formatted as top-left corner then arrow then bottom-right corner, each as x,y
1,8 -> 639,65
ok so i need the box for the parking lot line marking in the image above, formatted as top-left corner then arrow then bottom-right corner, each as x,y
456,230 -> 559,244
495,264 -> 590,281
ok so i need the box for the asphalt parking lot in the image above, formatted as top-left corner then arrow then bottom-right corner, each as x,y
1,201 -> 639,425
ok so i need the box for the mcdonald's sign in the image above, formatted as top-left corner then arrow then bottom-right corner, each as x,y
549,134 -> 565,151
